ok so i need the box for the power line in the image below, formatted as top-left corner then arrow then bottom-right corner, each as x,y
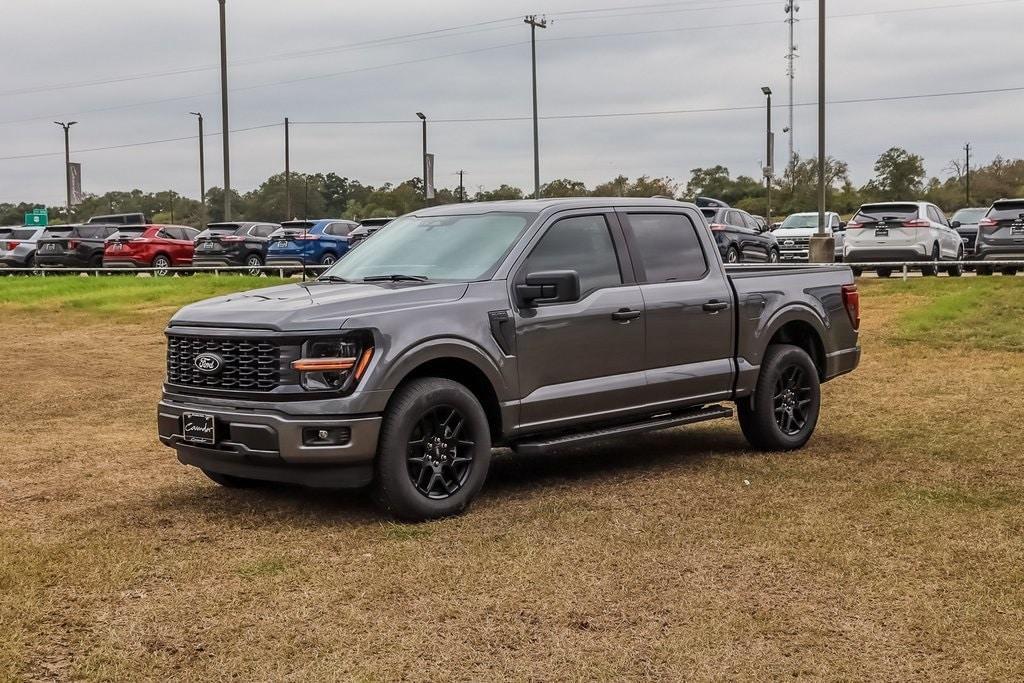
3,83 -> 1020,163
2,0 -> 1014,127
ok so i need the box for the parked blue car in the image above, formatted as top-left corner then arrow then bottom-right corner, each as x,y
266,219 -> 359,270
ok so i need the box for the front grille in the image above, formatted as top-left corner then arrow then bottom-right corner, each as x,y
168,335 -> 282,391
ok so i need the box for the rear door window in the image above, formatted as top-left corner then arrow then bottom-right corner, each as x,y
523,215 -> 622,297
326,222 -> 353,236
624,213 -> 708,283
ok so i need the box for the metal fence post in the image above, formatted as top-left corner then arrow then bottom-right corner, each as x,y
902,264 -> 908,281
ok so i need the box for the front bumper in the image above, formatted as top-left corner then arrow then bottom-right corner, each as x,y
157,397 -> 381,487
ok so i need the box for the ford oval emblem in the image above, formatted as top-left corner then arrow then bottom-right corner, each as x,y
194,352 -> 223,374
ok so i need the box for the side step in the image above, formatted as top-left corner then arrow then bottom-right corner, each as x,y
512,404 -> 734,456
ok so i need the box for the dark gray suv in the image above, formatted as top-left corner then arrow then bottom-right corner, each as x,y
159,198 -> 861,520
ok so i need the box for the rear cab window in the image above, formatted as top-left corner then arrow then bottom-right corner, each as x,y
624,213 -> 708,283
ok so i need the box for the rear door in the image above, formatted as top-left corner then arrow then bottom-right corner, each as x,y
618,210 -> 735,407
513,211 -> 646,430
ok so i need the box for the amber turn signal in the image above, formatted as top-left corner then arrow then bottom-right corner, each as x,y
291,357 -> 356,372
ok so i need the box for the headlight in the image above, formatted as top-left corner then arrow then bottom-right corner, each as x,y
292,333 -> 374,392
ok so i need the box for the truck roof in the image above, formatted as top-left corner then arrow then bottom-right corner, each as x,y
414,197 -> 696,216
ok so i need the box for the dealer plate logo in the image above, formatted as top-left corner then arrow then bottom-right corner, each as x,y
194,353 -> 224,374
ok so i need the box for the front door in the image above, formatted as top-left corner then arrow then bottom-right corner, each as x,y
618,210 -> 735,407
513,212 -> 646,431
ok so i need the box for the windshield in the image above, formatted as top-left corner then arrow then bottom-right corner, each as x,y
323,212 -> 534,282
780,214 -> 822,229
950,208 -> 986,224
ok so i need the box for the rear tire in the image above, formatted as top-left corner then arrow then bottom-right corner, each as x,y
725,246 -> 740,264
737,344 -> 821,451
1003,267 -> 1019,276
319,252 -> 337,267
977,266 -> 993,276
245,253 -> 264,276
768,249 -> 780,263
202,469 -> 263,488
373,378 -> 492,521
850,267 -> 863,277
152,254 -> 172,276
946,248 -> 964,277
922,244 -> 940,276
877,268 -> 892,278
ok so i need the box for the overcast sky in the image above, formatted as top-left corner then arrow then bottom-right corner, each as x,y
1,0 -> 1022,205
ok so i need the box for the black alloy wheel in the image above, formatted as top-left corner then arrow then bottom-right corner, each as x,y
245,253 -> 263,276
406,405 -> 475,500
773,365 -> 813,436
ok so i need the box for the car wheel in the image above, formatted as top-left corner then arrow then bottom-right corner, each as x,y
1004,267 -> 1019,276
922,244 -> 939,276
245,253 -> 263,276
725,247 -> 740,264
850,267 -> 863,277
201,469 -> 263,488
737,343 -> 821,451
947,249 -> 964,277
152,254 -> 172,276
977,266 -> 993,276
373,377 -> 492,521
768,249 -> 780,263
319,253 -> 337,267
877,268 -> 892,278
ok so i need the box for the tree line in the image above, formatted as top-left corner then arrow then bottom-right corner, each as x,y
3,147 -> 1023,227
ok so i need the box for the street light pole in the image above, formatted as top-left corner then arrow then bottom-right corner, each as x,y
525,15 -> 547,199
808,0 -> 834,263
190,112 -> 206,225
218,0 -> 232,220
416,112 -> 427,203
285,117 -> 291,220
964,142 -> 971,205
761,86 -> 773,227
54,121 -> 76,221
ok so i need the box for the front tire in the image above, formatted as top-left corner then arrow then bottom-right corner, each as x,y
877,268 -> 892,278
737,344 -> 821,451
245,253 -> 264,276
946,248 -> 964,277
922,244 -> 940,276
725,246 -> 740,264
768,248 -> 780,263
850,267 -> 863,277
373,378 -> 492,521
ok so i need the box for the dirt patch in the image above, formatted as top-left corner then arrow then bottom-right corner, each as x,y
2,290 -> 1023,680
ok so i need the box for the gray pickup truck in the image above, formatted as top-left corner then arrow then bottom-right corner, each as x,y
159,198 -> 861,520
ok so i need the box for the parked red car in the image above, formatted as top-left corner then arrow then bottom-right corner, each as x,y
103,225 -> 200,275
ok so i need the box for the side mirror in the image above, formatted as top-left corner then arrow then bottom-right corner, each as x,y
837,221 -> 847,231
516,270 -> 580,307
951,220 -> 961,228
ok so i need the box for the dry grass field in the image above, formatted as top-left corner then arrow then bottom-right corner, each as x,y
1,276 -> 1022,681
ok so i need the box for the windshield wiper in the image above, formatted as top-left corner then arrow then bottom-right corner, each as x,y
318,275 -> 352,283
361,274 -> 430,282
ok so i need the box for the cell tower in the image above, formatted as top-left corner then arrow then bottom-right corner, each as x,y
784,1 -> 800,174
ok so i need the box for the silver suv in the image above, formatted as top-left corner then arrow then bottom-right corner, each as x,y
844,201 -> 964,277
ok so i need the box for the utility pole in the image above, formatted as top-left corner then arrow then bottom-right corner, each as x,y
416,112 -> 428,202
54,121 -> 76,221
285,117 -> 291,220
169,190 -> 176,223
190,112 -> 206,225
808,0 -> 834,262
964,142 -> 971,205
762,86 -> 774,227
217,0 -> 232,220
457,170 -> 466,202
785,1 -> 800,174
525,15 -> 548,199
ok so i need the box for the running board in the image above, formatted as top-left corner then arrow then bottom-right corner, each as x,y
512,405 -> 733,456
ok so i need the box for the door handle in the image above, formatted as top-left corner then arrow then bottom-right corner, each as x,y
702,300 -> 729,313
611,308 -> 641,322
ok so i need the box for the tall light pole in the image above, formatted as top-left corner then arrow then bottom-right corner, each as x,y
761,86 -> 774,227
456,169 -> 466,202
964,142 -> 971,205
54,121 -> 76,221
189,112 -> 206,225
284,117 -> 291,220
416,112 -> 427,203
218,0 -> 231,220
785,1 -> 800,175
525,15 -> 547,199
808,0 -> 834,263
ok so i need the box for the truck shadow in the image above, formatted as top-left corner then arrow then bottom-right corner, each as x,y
144,425 -> 749,526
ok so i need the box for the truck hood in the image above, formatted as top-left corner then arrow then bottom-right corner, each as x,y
773,227 -> 820,238
169,280 -> 470,331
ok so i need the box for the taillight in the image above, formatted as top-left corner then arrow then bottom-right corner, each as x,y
709,223 -> 727,232
5,240 -> 20,250
221,236 -> 244,242
902,219 -> 930,228
841,284 -> 860,330
978,217 -> 998,228
294,234 -> 318,241
68,239 -> 78,250
846,221 -> 863,229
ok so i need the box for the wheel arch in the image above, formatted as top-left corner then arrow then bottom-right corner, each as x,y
765,317 -> 827,381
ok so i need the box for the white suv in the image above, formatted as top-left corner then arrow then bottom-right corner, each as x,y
844,201 -> 964,277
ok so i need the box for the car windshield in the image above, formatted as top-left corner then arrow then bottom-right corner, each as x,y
950,208 -> 987,224
323,212 -> 534,282
852,204 -> 919,223
780,214 -> 821,229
